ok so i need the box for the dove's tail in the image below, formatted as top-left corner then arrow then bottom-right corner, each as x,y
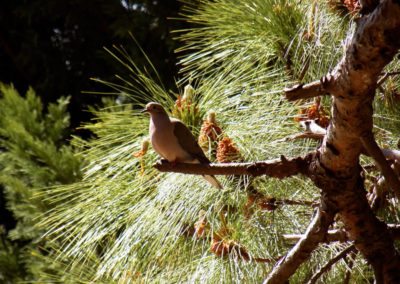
203,175 -> 223,189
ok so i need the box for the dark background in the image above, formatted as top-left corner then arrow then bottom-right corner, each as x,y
0,0 -> 189,233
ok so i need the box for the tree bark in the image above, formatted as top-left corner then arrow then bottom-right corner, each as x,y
307,0 -> 400,282
154,155 -> 311,178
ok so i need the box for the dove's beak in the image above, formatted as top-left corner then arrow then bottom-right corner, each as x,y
141,108 -> 148,113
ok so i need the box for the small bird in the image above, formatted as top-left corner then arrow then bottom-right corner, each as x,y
142,102 -> 222,189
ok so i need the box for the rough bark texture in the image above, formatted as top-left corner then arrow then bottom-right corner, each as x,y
154,155 -> 311,178
284,80 -> 328,101
310,159 -> 400,283
309,0 -> 400,282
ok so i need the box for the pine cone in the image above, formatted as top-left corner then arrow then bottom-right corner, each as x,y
216,136 -> 242,163
210,238 -> 250,261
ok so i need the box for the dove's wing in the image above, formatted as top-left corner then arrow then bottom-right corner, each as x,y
171,119 -> 210,164
171,118 -> 222,189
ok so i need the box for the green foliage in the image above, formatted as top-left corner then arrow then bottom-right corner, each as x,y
0,83 -> 82,281
11,0 -> 400,283
33,2 -> 339,283
178,0 -> 347,83
0,227 -> 25,284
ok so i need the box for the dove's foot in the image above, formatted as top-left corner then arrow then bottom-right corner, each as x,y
157,159 -> 180,167
159,159 -> 170,165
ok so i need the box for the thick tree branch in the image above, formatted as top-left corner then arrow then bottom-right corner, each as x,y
263,207 -> 335,284
302,1 -> 400,281
310,158 -> 400,283
154,154 -> 312,178
267,0 -> 400,282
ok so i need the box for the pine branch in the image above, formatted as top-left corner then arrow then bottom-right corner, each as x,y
284,224 -> 400,243
306,244 -> 357,284
284,79 -> 330,101
276,132 -> 324,142
263,207 -> 335,284
274,198 -> 317,207
377,71 -> 400,87
283,229 -> 347,244
343,250 -> 358,284
154,154 -> 312,178
382,149 -> 400,161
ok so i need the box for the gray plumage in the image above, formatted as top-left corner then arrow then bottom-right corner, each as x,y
143,102 -> 222,189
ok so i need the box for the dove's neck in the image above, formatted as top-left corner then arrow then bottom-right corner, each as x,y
150,113 -> 171,129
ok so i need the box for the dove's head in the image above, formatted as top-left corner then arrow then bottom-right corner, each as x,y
142,102 -> 167,115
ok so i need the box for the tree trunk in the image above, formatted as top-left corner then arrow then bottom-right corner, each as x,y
310,0 -> 400,281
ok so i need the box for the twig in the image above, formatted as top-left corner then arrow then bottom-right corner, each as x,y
154,154 -> 312,178
253,256 -> 280,264
275,199 -> 317,207
383,71 -> 400,76
362,164 -> 377,171
298,54 -> 311,82
343,249 -> 358,284
284,77 -> 331,101
244,191 -> 317,217
377,71 -> 400,87
263,207 -> 335,284
360,133 -> 400,200
283,224 -> 400,243
255,197 -> 317,212
283,229 -> 348,244
276,132 -> 324,143
306,244 -> 357,284
382,148 -> 400,161
377,73 -> 390,87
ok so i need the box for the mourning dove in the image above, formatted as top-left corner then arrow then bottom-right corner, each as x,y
142,102 -> 222,189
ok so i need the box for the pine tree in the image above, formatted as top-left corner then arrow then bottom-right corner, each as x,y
0,83 -> 81,282
15,0 -> 400,283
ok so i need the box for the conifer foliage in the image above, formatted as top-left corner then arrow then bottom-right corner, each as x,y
2,0 -> 400,283
0,84 -> 81,282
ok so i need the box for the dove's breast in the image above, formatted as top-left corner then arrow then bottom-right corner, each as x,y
150,118 -> 192,162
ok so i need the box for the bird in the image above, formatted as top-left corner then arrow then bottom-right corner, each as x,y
142,102 -> 222,189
